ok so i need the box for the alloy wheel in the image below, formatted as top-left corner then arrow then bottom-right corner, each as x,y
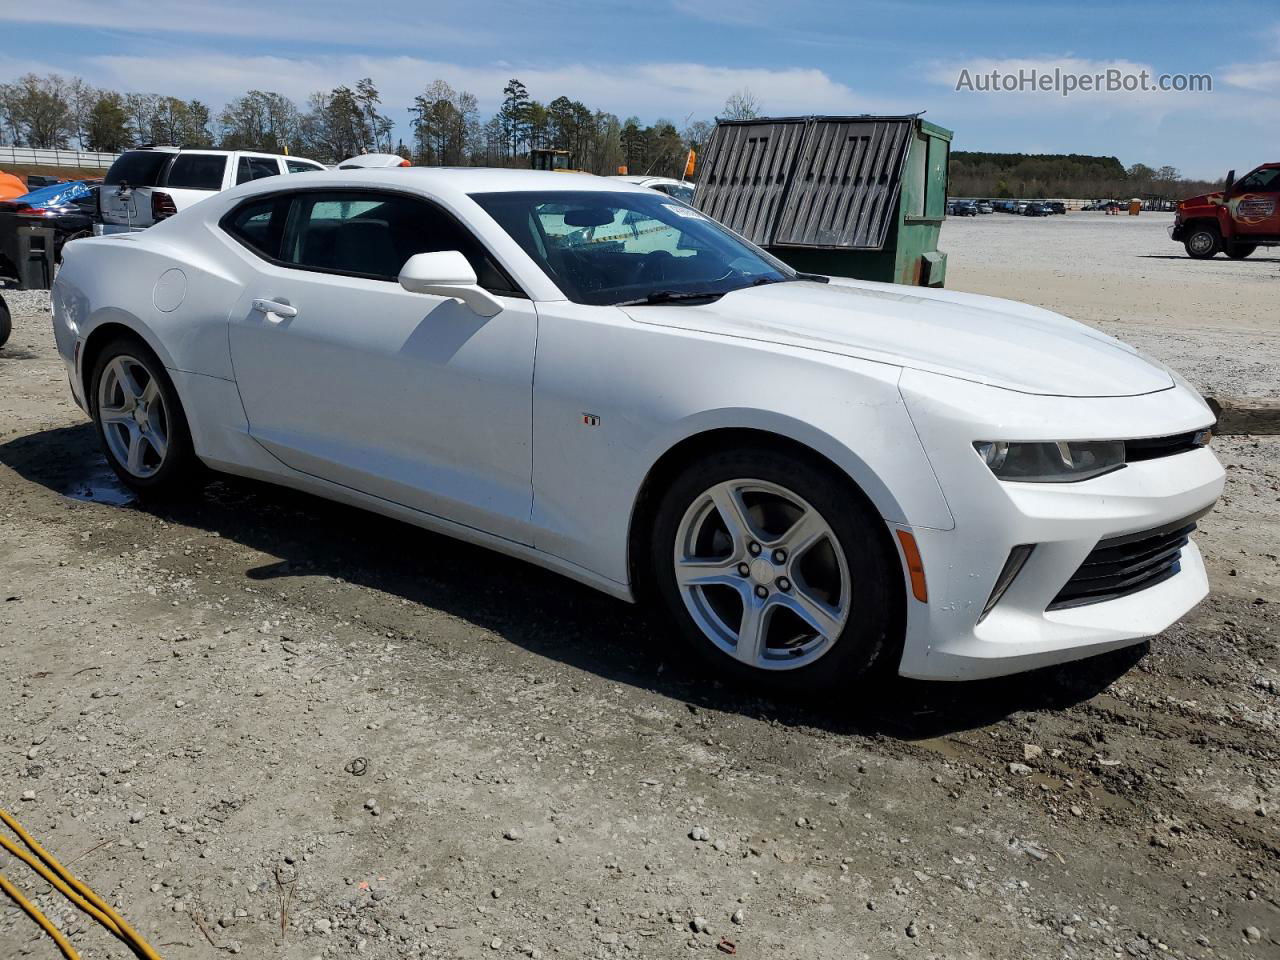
97,355 -> 169,479
672,479 -> 851,670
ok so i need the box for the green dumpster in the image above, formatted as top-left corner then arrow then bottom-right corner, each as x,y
693,115 -> 952,287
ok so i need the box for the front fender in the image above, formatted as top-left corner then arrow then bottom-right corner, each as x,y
529,302 -> 955,588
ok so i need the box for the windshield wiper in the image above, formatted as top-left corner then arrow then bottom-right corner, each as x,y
614,290 -> 727,306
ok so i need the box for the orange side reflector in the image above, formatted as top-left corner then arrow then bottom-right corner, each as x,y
895,530 -> 928,603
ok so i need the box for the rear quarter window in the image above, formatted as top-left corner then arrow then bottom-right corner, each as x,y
165,154 -> 229,191
221,195 -> 291,260
104,151 -> 172,187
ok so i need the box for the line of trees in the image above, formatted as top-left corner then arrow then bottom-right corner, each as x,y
0,72 -> 751,178
949,151 -> 1222,200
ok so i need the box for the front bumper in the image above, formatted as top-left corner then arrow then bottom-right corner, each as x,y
894,369 -> 1223,680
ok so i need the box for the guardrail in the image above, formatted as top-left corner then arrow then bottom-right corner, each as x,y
0,146 -> 120,170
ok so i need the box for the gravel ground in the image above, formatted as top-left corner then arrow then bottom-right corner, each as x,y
0,218 -> 1277,960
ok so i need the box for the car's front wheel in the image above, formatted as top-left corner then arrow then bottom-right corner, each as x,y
90,337 -> 197,496
1184,225 -> 1220,258
650,447 -> 899,695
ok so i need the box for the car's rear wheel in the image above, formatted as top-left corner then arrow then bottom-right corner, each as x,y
90,337 -> 197,496
650,447 -> 899,695
1184,225 -> 1220,258
0,294 -> 10,348
1226,244 -> 1257,260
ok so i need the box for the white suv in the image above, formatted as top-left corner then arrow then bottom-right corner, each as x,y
98,147 -> 326,234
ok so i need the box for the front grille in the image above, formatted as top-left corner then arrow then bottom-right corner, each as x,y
1049,512 -> 1207,610
1124,431 -> 1207,462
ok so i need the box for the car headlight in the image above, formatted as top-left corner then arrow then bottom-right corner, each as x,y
973,440 -> 1125,483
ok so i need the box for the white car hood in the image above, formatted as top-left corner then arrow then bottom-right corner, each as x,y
622,278 -> 1174,398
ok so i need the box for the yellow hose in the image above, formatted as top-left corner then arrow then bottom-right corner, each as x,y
0,807 -> 162,959
0,870 -> 79,959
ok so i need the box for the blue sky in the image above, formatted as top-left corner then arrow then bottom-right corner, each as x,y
2,0 -> 1276,178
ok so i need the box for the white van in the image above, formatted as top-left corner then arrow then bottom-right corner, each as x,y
98,147 -> 326,234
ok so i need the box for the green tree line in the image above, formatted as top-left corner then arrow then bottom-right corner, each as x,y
949,151 -> 1223,200
0,72 -> 735,178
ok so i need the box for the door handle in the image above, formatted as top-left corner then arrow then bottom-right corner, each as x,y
251,298 -> 298,321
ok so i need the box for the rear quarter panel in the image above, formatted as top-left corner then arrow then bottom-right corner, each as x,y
55,224 -> 244,384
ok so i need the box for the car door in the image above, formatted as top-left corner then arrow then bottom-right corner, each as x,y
1227,166 -> 1280,241
224,188 -> 538,544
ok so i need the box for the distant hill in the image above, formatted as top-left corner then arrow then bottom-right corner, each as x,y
948,151 -> 1216,199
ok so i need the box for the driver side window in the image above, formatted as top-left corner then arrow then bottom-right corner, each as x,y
224,190 -> 524,297
1235,168 -> 1280,192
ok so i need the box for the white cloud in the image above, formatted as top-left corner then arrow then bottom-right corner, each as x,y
77,51 -> 881,122
1221,59 -> 1280,92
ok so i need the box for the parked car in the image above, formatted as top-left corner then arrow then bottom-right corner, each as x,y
949,200 -> 977,217
98,147 -> 327,234
977,201 -> 993,214
0,181 -> 98,261
338,153 -> 408,169
611,175 -> 695,204
1172,162 -> 1279,259
52,168 -> 1223,691
1043,201 -> 1066,215
1023,202 -> 1049,217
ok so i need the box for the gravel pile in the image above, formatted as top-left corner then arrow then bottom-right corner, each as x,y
1,287 -> 51,315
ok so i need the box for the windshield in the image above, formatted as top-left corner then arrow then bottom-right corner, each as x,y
470,190 -> 794,306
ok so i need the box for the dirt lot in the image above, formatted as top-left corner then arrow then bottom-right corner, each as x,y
0,214 -> 1277,960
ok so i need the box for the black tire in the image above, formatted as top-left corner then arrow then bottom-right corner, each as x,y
0,294 -> 10,349
648,446 -> 900,696
1184,225 -> 1220,259
1226,244 -> 1257,260
88,336 -> 198,498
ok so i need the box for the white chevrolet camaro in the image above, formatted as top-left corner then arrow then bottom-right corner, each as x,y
51,168 -> 1224,691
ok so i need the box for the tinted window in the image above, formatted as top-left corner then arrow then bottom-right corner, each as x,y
471,190 -> 792,306
104,151 -> 173,187
1236,168 -> 1280,192
656,183 -> 695,203
165,154 -> 228,190
237,156 -> 281,185
286,159 -> 324,174
223,195 -> 291,259
279,190 -> 520,294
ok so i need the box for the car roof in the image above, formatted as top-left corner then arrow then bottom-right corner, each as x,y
230,166 -> 651,200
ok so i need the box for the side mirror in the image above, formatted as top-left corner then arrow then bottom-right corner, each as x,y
1223,169 -> 1235,196
398,251 -> 503,317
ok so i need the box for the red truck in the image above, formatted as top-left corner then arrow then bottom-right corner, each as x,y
1171,162 -> 1280,259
